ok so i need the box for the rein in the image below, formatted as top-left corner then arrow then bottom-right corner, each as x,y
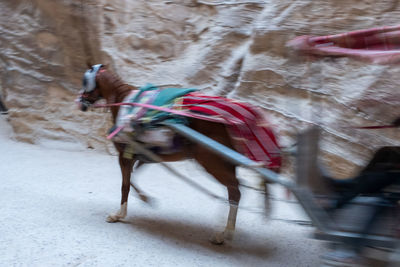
93,102 -> 399,130
93,102 -> 239,125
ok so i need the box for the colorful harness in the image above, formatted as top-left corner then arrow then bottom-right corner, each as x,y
112,85 -> 282,170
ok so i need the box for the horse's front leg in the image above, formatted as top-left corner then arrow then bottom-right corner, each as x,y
106,154 -> 135,223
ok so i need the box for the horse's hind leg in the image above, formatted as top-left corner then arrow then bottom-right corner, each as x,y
129,161 -> 153,204
196,153 -> 241,244
106,154 -> 135,223
213,179 -> 240,244
218,184 -> 240,243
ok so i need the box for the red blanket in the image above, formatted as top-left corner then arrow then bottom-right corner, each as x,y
182,93 -> 282,171
287,25 -> 400,64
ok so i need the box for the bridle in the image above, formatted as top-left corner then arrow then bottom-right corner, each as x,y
78,92 -> 97,111
78,64 -> 104,111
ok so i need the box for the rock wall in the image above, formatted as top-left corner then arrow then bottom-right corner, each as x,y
1,0 -> 399,177
0,0 -> 113,151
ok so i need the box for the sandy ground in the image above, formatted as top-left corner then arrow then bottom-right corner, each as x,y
0,116 -> 326,266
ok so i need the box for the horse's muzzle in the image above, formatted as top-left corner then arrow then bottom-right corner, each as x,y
80,103 -> 89,111
75,96 -> 90,112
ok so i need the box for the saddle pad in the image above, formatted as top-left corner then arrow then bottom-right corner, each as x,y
116,84 -> 197,127
183,92 -> 282,171
115,85 -> 198,152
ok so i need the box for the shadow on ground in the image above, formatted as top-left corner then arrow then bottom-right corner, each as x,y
121,215 -> 274,259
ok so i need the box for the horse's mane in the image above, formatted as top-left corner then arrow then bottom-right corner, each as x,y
99,69 -> 136,103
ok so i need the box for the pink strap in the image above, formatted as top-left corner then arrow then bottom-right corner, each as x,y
107,125 -> 125,139
93,102 -> 239,125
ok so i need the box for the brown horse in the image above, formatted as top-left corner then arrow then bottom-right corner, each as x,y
78,64 -> 277,244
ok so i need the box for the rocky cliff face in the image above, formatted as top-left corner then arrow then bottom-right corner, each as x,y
0,0 -> 112,151
1,0 -> 399,177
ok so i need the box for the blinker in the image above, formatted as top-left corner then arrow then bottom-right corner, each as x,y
82,64 -> 103,93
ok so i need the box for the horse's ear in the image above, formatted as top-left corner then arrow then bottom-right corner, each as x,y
86,60 -> 92,69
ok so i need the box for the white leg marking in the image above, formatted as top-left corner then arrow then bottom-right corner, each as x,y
210,204 -> 238,245
224,204 -> 238,240
106,202 -> 127,223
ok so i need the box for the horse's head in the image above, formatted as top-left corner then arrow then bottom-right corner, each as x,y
77,64 -> 104,111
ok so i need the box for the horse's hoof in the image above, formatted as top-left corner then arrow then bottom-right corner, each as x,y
137,194 -> 157,208
209,232 -> 225,245
106,214 -> 121,223
139,194 -> 155,205
138,193 -> 149,203
223,230 -> 234,241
